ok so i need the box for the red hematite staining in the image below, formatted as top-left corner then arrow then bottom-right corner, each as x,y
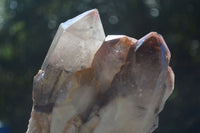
26,9 -> 174,133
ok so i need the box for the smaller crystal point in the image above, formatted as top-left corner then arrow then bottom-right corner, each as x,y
136,32 -> 171,63
92,35 -> 137,92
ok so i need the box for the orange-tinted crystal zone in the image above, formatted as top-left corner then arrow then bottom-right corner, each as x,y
106,33 -> 166,97
32,65 -> 67,113
91,36 -> 136,93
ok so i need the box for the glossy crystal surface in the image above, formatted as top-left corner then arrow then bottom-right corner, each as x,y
27,9 -> 174,133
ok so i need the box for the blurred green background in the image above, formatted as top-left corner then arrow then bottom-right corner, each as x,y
0,0 -> 199,132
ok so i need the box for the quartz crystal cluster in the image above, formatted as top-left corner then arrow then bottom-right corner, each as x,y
26,9 -> 174,133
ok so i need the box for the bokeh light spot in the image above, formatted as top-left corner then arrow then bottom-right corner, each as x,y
10,0 -> 18,10
150,8 -> 159,17
108,15 -> 119,25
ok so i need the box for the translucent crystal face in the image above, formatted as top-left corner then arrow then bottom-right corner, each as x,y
60,9 -> 97,29
41,9 -> 105,72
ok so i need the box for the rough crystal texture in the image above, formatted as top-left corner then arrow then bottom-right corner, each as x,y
27,9 -> 174,133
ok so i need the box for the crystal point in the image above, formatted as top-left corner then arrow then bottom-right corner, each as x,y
42,9 -> 105,72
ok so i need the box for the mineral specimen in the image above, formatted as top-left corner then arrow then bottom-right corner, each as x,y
26,9 -> 174,133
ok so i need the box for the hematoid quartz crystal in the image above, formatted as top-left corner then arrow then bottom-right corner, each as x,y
26,9 -> 174,133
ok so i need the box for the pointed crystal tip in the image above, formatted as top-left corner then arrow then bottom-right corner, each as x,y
61,9 -> 99,30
